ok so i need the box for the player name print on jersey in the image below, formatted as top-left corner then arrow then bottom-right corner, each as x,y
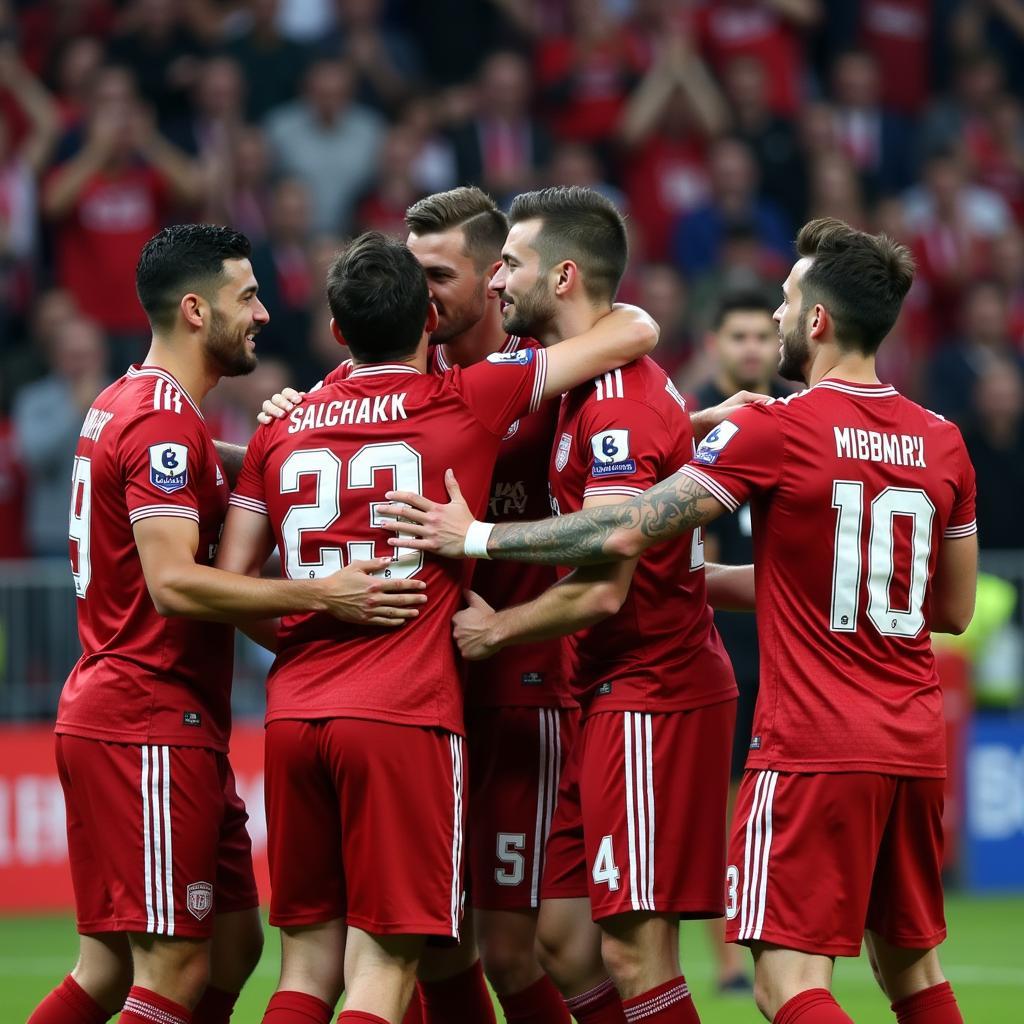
834,426 -> 926,467
149,443 -> 188,493
286,392 -> 408,433
80,408 -> 114,442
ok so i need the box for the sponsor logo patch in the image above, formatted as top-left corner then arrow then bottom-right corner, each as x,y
693,421 -> 740,465
186,881 -> 213,920
555,433 -> 572,472
149,443 -> 189,493
521,671 -> 544,686
486,348 -> 534,365
749,735 -> 762,750
596,681 -> 612,696
182,711 -> 201,727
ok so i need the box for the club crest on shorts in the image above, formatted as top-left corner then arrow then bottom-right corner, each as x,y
149,443 -> 189,493
186,881 -> 213,920
555,432 -> 572,471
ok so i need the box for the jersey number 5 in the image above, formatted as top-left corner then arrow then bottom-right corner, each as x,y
280,443 -> 424,580
830,482 -> 935,637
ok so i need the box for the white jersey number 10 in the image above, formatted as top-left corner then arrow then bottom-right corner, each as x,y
280,443 -> 424,580
830,482 -> 935,637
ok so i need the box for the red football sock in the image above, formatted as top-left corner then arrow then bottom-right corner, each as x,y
336,1014 -> 388,1024
28,976 -> 111,1024
263,990 -> 333,1024
192,986 -> 239,1024
497,974 -> 572,1024
891,981 -> 963,1023
773,989 -> 854,1024
401,991 -> 424,1024
564,979 -> 627,1024
418,961 -> 497,1024
622,976 -> 699,1023
119,987 -> 190,1024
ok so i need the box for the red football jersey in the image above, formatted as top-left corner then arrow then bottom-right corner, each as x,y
57,365 -> 233,750
230,350 -> 549,734
681,378 -> 978,777
549,357 -> 737,716
323,339 -> 573,709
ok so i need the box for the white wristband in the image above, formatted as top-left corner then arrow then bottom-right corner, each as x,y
464,520 -> 495,559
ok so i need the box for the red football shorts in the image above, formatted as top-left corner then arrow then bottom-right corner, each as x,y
542,701 -> 735,920
265,718 -> 467,937
466,705 -> 579,911
55,735 -> 258,938
726,770 -> 947,957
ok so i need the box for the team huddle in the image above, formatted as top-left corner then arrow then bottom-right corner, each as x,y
28,186 -> 977,1024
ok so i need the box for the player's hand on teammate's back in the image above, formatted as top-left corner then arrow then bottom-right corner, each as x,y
690,390 -> 769,441
316,557 -> 428,627
380,469 -> 475,559
452,591 -> 500,660
258,386 -> 305,424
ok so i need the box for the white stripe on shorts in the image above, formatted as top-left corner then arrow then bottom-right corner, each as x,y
140,745 -> 174,935
449,735 -> 465,937
739,770 -> 778,941
530,709 -> 562,907
623,712 -> 656,911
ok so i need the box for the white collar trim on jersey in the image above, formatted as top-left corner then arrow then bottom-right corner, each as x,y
815,378 -> 898,398
348,363 -> 423,378
436,334 -> 521,371
127,364 -> 204,419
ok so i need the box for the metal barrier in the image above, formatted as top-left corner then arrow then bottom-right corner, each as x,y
1,552 -> 1023,723
0,559 -> 271,721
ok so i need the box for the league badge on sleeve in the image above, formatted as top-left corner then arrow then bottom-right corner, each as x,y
589,429 -> 637,477
149,443 -> 189,493
693,421 -> 739,465
486,348 -> 534,365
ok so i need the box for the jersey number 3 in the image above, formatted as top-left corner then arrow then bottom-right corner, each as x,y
280,444 -> 424,580
830,482 -> 935,637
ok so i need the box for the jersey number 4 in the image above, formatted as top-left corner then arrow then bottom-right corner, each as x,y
280,444 -> 423,580
830,482 -> 935,637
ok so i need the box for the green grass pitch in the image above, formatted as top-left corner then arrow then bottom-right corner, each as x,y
2,895 -> 1021,1022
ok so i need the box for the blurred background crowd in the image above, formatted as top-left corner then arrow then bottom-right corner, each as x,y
0,0 -> 1022,716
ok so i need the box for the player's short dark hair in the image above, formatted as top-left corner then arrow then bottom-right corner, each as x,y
713,289 -> 776,329
326,232 -> 430,362
136,224 -> 252,332
796,217 -> 915,355
508,186 -> 628,303
405,187 -> 509,271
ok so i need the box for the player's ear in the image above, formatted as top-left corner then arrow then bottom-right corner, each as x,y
485,260 -> 502,296
330,318 -> 347,347
554,260 -> 577,296
809,303 -> 829,340
180,293 -> 204,330
425,301 -> 440,334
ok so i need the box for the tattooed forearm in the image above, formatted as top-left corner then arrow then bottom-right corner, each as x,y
487,473 -> 728,566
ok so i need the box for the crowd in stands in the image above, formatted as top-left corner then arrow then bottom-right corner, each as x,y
1,0 -> 1023,560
